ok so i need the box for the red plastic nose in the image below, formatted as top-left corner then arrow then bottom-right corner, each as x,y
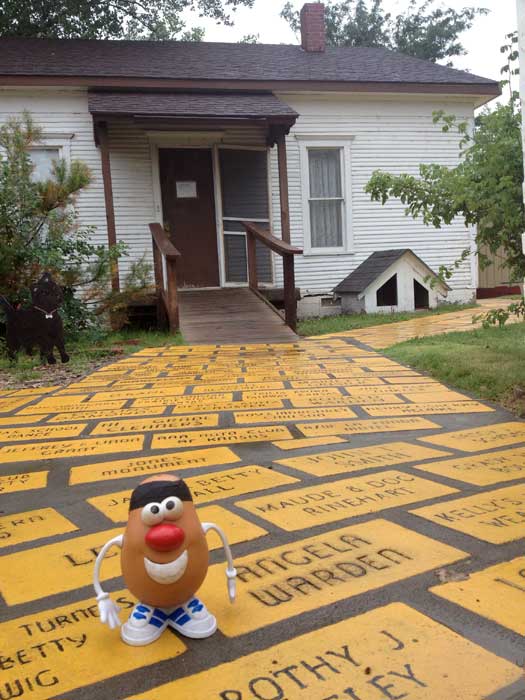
145,523 -> 185,552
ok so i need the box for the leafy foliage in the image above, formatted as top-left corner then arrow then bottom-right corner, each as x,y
0,0 -> 253,40
473,300 -> 525,329
282,0 -> 487,63
366,101 -> 524,283
500,31 -> 520,104
238,33 -> 260,43
365,35 -> 524,283
0,112 -> 92,300
87,255 -> 156,331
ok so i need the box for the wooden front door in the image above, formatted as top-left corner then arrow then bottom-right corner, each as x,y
159,148 -> 220,288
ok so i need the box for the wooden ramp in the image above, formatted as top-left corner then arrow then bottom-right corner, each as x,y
178,288 -> 298,344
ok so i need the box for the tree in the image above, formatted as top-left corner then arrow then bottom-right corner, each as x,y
0,112 -> 132,337
281,0 -> 487,64
238,33 -> 260,43
366,105 -> 524,283
0,0 -> 254,40
364,35 -> 524,283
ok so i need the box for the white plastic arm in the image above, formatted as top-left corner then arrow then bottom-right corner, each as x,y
201,522 -> 237,603
93,534 -> 124,629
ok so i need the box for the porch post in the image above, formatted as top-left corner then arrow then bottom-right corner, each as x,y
276,132 -> 291,244
283,254 -> 297,332
97,121 -> 120,292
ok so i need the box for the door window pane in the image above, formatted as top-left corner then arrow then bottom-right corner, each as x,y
255,238 -> 273,283
224,234 -> 248,283
219,149 -> 269,219
224,233 -> 273,284
29,148 -> 60,181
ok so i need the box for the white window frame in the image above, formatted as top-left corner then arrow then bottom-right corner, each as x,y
297,135 -> 354,256
29,132 -> 74,168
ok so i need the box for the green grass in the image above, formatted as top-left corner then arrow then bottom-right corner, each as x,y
385,323 -> 525,416
298,302 -> 478,337
0,328 -> 183,387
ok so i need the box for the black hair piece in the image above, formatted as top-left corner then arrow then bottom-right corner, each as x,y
129,480 -> 193,511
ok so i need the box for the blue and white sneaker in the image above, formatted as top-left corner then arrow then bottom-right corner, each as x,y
121,603 -> 171,646
167,597 -> 217,639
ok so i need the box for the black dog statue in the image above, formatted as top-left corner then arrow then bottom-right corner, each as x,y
0,273 -> 69,364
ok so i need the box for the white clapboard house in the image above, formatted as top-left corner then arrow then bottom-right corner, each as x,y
0,2 -> 499,335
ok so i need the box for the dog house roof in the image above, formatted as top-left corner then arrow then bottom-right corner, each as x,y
333,249 -> 450,295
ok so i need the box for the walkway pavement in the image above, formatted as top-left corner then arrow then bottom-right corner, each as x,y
0,332 -> 524,699
322,297 -> 519,348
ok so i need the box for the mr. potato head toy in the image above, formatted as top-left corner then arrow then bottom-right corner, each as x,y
93,474 -> 237,646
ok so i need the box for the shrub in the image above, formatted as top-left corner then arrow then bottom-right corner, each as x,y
0,112 -> 153,342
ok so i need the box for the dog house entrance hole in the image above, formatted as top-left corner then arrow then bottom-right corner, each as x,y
376,274 -> 398,307
414,279 -> 430,309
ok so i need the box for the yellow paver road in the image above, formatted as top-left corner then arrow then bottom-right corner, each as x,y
198,519 -> 467,636
87,465 -> 299,522
238,470 -> 457,531
0,328 -> 522,699
431,557 -> 525,635
126,603 -> 521,700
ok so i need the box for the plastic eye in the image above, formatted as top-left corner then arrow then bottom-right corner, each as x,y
161,497 -> 183,520
141,502 -> 164,526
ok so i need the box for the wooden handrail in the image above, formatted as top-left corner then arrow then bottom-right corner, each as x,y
242,221 -> 301,332
149,223 -> 181,261
242,221 -> 302,256
149,222 -> 180,332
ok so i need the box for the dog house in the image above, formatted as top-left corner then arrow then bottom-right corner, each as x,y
334,249 -> 450,314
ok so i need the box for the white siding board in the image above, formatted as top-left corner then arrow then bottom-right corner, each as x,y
0,88 -> 109,272
106,122 -> 156,278
1,88 -> 478,303
0,90 -> 268,283
273,93 -> 476,300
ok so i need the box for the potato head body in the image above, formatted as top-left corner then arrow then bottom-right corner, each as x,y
93,474 -> 237,646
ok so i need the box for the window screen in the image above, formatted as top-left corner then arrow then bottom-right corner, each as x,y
219,149 -> 272,284
220,149 -> 269,220
224,234 -> 272,284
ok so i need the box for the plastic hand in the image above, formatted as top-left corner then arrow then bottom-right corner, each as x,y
226,567 -> 237,603
97,592 -> 121,629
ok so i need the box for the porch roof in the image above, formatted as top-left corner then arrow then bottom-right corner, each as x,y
88,91 -> 298,122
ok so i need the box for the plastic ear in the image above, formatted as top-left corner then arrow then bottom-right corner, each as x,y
201,522 -> 237,603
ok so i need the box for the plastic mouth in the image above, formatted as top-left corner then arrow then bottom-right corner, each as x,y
144,550 -> 188,585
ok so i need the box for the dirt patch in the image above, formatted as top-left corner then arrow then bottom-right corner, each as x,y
436,568 -> 470,584
501,386 -> 525,418
0,353 -> 123,391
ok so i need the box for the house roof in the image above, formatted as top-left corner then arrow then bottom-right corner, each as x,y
333,249 -> 450,294
0,38 -> 499,97
88,91 -> 298,119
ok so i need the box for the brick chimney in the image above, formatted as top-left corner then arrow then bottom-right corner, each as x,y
300,3 -> 326,53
